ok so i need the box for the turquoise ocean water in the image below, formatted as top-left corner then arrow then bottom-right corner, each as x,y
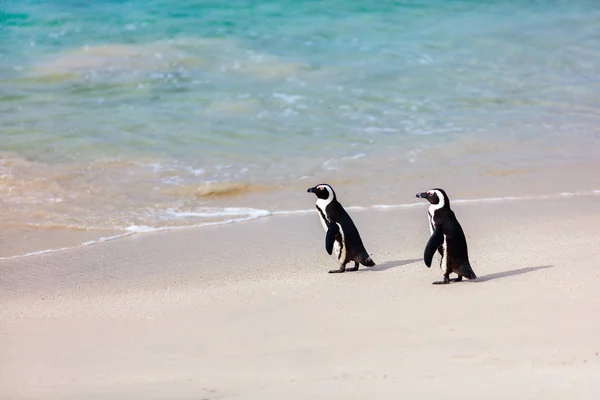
1,0 -> 600,241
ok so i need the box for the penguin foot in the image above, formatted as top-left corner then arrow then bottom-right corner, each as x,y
450,276 -> 463,282
432,276 -> 451,285
328,268 -> 346,274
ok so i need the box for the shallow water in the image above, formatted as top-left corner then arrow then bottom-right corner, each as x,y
1,0 -> 600,253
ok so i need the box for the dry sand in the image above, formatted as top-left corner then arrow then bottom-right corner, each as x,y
1,193 -> 600,399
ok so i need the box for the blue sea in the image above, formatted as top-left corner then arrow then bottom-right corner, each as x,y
1,0 -> 600,251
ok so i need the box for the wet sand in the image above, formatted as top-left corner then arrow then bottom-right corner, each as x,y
1,193 -> 600,399
3,140 -> 600,260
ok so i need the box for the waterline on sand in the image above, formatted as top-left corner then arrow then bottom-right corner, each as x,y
2,189 -> 598,262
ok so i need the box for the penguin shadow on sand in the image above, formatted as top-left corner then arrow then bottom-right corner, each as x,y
359,258 -> 421,272
475,265 -> 553,282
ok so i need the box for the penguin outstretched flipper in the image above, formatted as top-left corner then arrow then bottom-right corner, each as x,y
424,228 -> 444,268
325,220 -> 339,255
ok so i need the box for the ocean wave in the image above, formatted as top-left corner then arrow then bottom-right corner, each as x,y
129,207 -> 273,227
0,207 -> 272,261
272,209 -> 314,215
80,233 -> 135,246
0,247 -> 73,261
322,152 -> 367,171
0,153 -> 278,232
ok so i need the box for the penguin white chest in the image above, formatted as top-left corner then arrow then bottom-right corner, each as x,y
316,207 -> 329,232
428,207 -> 447,271
315,199 -> 333,233
427,209 -> 435,234
441,234 -> 448,271
315,205 -> 345,261
332,227 -> 344,261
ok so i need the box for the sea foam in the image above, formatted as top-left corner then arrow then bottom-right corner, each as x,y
2,189 -> 598,262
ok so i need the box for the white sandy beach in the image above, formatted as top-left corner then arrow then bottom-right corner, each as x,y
4,1 -> 600,398
1,193 -> 600,399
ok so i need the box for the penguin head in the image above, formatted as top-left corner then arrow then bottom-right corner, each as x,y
307,184 -> 336,201
416,188 -> 450,209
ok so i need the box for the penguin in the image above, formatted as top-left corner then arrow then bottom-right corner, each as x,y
307,184 -> 375,273
415,188 -> 477,284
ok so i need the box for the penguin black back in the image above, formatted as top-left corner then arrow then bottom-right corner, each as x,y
416,188 -> 476,284
307,184 -> 375,273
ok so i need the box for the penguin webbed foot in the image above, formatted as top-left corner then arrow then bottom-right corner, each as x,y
329,265 -> 347,274
433,275 -> 465,284
432,276 -> 451,285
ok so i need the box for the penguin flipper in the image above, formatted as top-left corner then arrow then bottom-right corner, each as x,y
424,228 -> 444,268
325,221 -> 339,255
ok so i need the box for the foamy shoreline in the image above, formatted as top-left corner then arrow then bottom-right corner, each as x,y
2,188 -> 599,261
3,123 -> 600,251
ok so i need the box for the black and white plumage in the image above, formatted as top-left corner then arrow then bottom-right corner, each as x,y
307,184 -> 375,273
416,188 -> 477,284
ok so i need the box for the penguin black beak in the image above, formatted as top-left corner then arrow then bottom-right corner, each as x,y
307,187 -> 315,193
416,192 -> 428,199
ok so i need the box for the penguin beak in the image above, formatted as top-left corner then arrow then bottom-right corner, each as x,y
416,192 -> 428,199
307,187 -> 315,193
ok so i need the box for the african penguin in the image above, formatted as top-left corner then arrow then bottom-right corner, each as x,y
416,188 -> 477,284
307,184 -> 375,273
